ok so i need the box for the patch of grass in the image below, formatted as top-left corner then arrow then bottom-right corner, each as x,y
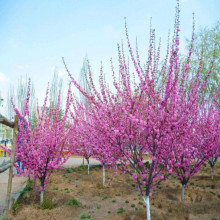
112,200 -> 116,203
65,188 -> 69,191
152,202 -> 155,205
117,208 -> 125,214
199,184 -> 205,188
42,198 -> 53,210
209,191 -> 216,195
80,214 -> 91,219
97,205 -> 101,210
126,178 -> 132,182
211,184 -> 215,189
107,211 -> 111,214
131,183 -> 135,187
53,187 -> 58,190
138,207 -> 144,211
138,201 -> 143,205
28,179 -> 34,184
66,168 -> 71,173
168,207 -> 172,213
71,168 -> 77,172
125,200 -> 129,204
133,198 -> 137,200
12,201 -> 19,213
20,184 -> 33,196
115,193 -> 121,196
131,204 -> 136,208
66,198 -> 81,207
102,196 -> 110,200
158,203 -> 162,209
68,180 -> 71,183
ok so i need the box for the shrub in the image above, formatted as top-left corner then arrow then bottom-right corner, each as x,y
117,208 -> 125,214
66,198 -> 81,206
42,199 -> 53,210
80,214 -> 91,219
66,168 -> 71,173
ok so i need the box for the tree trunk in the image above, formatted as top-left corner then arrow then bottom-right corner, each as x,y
181,184 -> 185,202
82,157 -> 84,165
143,195 -> 151,220
33,178 -> 37,200
87,159 -> 90,175
211,166 -> 214,180
40,190 -> 44,205
103,164 -> 105,187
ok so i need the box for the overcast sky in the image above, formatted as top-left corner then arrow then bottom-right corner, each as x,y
0,0 -> 219,114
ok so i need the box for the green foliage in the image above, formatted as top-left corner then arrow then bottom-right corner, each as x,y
66,168 -> 71,173
198,184 -> 205,188
117,208 -> 125,214
211,185 -> 215,189
125,200 -> 129,203
80,214 -> 91,219
102,196 -> 110,200
66,198 -> 81,207
145,161 -> 150,169
41,199 -> 53,210
12,201 -> 19,213
185,22 -> 220,102
131,204 -> 136,208
20,184 -> 33,197
97,205 -> 101,209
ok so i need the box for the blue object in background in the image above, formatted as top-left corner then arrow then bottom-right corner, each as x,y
17,161 -> 21,174
17,160 -> 25,174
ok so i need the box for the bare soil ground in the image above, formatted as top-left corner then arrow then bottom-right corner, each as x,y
6,162 -> 220,220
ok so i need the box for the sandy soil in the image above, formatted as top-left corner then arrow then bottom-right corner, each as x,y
6,162 -> 220,220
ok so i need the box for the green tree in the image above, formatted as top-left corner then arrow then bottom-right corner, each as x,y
79,55 -> 92,109
185,22 -> 220,100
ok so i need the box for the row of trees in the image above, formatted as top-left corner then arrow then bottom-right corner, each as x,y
7,2 -> 219,220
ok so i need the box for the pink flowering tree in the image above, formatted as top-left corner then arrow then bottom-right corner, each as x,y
170,96 -> 219,200
201,98 -> 220,180
69,101 -> 95,175
63,2 -> 218,220
69,99 -> 120,184
12,80 -> 71,204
